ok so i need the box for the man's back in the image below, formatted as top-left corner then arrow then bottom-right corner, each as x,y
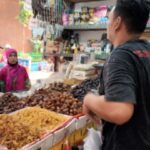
102,39 -> 150,150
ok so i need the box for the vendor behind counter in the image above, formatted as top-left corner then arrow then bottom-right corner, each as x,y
0,48 -> 31,92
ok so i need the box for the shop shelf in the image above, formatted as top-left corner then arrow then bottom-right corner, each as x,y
65,23 -> 150,31
64,24 -> 107,30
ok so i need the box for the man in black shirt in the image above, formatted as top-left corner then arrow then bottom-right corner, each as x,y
83,0 -> 150,150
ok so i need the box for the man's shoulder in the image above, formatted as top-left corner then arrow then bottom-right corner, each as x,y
110,40 -> 150,60
108,48 -> 132,63
116,39 -> 150,52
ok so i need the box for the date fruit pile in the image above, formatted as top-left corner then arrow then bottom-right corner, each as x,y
0,83 -> 82,115
46,82 -> 71,92
26,89 -> 82,115
71,77 -> 100,100
0,93 -> 26,114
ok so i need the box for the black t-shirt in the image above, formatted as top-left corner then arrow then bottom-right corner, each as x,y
101,39 -> 150,150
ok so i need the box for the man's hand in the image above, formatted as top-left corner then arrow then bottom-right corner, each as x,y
83,93 -> 101,124
83,93 -> 134,125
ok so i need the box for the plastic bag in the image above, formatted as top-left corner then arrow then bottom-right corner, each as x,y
83,128 -> 102,150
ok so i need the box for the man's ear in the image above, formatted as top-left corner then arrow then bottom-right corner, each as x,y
114,16 -> 122,31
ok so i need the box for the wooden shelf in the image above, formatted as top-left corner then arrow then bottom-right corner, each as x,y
64,23 -> 150,31
64,24 -> 107,30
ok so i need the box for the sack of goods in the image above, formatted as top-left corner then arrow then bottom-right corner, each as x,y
70,64 -> 96,80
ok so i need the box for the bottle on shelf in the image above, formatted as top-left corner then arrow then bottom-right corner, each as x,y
73,46 -> 79,63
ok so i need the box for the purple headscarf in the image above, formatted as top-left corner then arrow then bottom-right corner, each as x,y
0,48 -> 30,92
3,48 -> 20,91
5,48 -> 17,60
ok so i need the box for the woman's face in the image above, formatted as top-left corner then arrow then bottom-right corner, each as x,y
8,52 -> 18,64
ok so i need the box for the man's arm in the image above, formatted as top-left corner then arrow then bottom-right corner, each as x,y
83,50 -> 137,125
83,93 -> 134,125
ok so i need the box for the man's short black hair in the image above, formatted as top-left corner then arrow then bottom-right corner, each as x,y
114,0 -> 150,33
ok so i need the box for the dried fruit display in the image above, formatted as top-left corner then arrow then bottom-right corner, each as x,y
46,82 -> 71,92
26,90 -> 82,115
0,82 -> 82,115
0,93 -> 26,114
13,107 -> 67,134
0,107 -> 69,150
71,76 -> 100,100
0,114 -> 41,150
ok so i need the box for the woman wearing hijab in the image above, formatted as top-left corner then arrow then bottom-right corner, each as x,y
0,48 -> 31,92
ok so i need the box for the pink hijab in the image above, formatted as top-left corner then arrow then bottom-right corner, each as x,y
0,48 -> 29,92
2,48 -> 17,63
5,48 -> 17,60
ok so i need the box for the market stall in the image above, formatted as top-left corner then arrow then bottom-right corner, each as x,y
0,81 -> 98,150
1,0 -> 150,149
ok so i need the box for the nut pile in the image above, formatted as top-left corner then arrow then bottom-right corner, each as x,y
0,93 -> 26,114
0,114 -> 41,150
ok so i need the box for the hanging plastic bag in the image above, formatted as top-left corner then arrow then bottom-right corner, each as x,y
83,128 -> 103,150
